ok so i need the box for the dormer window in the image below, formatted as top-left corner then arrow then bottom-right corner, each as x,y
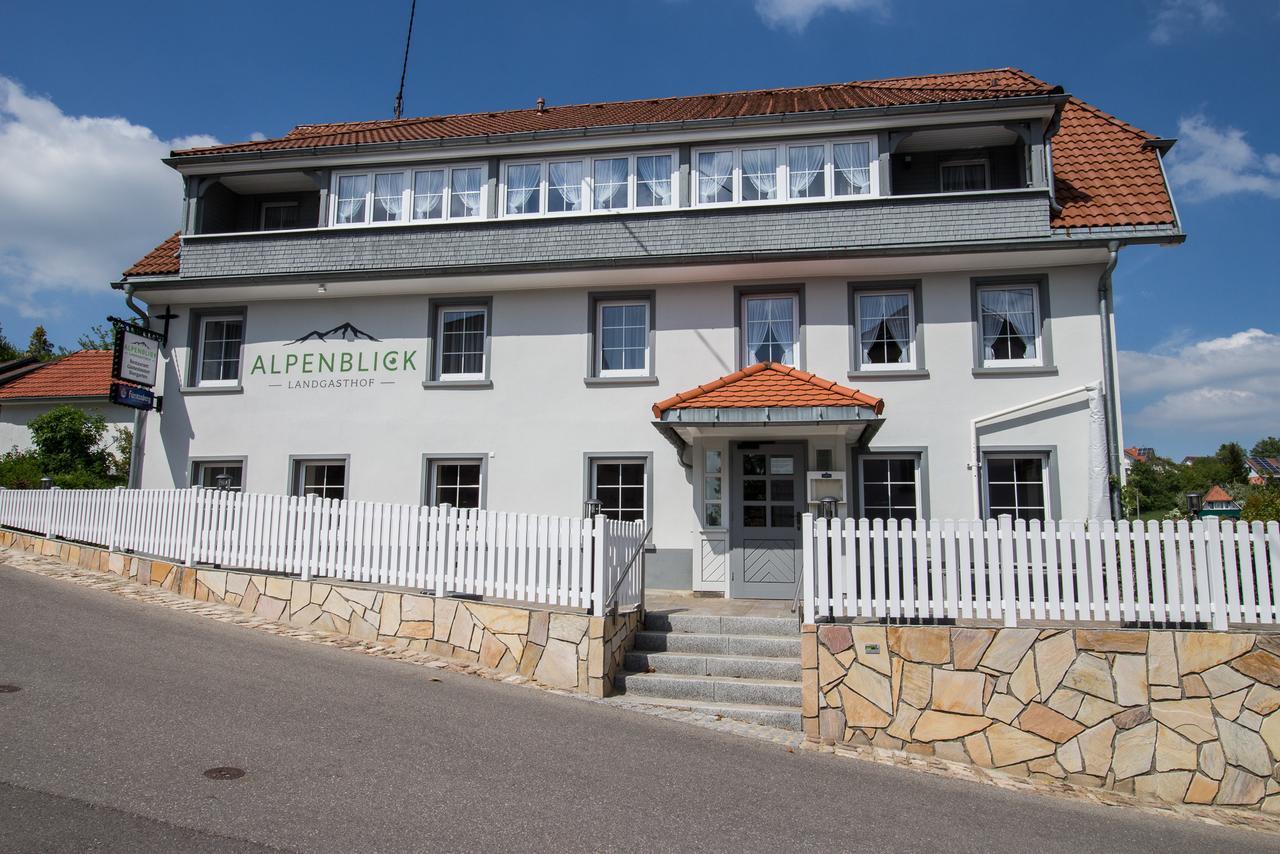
940,158 -> 990,193
331,164 -> 487,225
693,137 -> 877,207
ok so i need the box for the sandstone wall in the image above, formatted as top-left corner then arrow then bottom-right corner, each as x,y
802,622 -> 1280,810
0,530 -> 639,698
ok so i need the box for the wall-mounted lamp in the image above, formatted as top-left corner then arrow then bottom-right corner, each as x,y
317,283 -> 327,294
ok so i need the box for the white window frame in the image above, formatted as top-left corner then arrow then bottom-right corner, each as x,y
435,305 -> 488,382
590,458 -> 648,523
498,149 -> 679,219
940,158 -> 991,193
854,289 -> 916,371
260,201 -> 300,231
195,314 -> 244,388
977,284 -> 1043,368
741,293 -> 800,367
427,457 -> 485,509
292,459 -> 348,501
329,163 -> 488,227
595,299 -> 650,378
981,452 -> 1051,521
192,460 -> 245,492
857,455 -> 921,521
692,136 -> 879,208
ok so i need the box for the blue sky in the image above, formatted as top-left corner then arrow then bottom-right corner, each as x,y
0,0 -> 1277,457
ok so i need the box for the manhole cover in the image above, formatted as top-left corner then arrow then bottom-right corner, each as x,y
0,685 -> 20,693
203,766 -> 245,780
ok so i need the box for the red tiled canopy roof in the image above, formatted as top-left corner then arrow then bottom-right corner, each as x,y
0,350 -> 115,400
653,362 -> 883,418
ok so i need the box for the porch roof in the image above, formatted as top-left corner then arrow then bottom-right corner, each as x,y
652,362 -> 883,421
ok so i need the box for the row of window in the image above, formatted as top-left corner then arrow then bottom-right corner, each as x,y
188,280 -> 1046,388
192,456 -> 648,522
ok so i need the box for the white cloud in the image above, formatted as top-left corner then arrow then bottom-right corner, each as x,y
753,0 -> 886,32
1166,114 -> 1280,202
0,77 -> 218,317
1150,0 -> 1226,43
1121,328 -> 1280,432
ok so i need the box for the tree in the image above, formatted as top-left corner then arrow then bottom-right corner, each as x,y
0,323 -> 18,361
1241,489 -> 1280,523
1215,442 -> 1249,484
22,405 -> 126,488
1252,437 -> 1280,458
67,323 -> 115,353
25,325 -> 54,361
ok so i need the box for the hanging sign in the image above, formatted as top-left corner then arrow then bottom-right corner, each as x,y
110,382 -> 155,411
111,319 -> 163,388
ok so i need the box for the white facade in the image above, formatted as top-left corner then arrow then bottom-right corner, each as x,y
0,400 -> 133,454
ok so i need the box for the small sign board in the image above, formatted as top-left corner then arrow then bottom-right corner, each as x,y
111,320 -> 163,388
110,382 -> 154,411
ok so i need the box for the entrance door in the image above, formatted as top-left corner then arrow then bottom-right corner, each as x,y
730,442 -> 805,599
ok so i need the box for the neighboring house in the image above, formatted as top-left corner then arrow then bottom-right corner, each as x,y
1181,456 -> 1207,466
1122,445 -> 1154,474
1199,485 -> 1241,519
1246,456 -> 1280,486
115,67 -> 1182,598
0,351 -> 135,453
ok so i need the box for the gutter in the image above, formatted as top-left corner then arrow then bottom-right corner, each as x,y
1097,241 -> 1123,519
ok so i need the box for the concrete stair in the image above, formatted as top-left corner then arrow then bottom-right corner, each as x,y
612,611 -> 802,732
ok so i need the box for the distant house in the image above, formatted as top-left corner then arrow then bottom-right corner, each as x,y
1199,485 -> 1241,519
0,351 -> 134,453
1246,456 -> 1280,486
1122,446 -> 1154,474
1181,455 -> 1208,466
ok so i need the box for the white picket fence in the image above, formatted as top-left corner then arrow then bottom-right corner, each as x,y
0,487 -> 646,614
802,514 -> 1280,630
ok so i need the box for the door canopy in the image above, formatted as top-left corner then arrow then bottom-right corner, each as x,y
652,361 -> 884,425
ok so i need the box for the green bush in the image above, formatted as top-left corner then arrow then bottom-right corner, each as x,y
0,405 -> 129,489
1241,489 -> 1280,523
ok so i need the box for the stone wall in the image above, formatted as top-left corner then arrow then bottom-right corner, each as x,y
802,622 -> 1280,810
0,530 -> 639,698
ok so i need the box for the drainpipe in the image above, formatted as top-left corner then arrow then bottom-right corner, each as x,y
123,284 -> 150,489
1097,241 -> 1122,519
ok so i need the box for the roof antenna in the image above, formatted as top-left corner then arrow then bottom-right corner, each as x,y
393,0 -> 417,120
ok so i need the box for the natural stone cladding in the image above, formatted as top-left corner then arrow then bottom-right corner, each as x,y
802,621 -> 1280,811
0,530 -> 639,698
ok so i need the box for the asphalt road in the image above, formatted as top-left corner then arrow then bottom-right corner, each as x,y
1,564 -> 1277,854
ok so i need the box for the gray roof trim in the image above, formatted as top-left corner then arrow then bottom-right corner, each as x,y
659,405 -> 876,424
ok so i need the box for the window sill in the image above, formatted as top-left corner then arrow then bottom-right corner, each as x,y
180,385 -> 244,395
971,366 -> 1058,378
847,369 -> 930,381
422,380 -> 493,389
583,376 -> 660,387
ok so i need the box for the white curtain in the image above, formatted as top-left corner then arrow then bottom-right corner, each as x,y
746,297 -> 794,364
413,170 -> 444,219
835,142 -> 871,194
506,164 -> 540,213
741,149 -> 777,199
698,152 -> 733,203
549,161 -> 583,210
980,288 -> 1036,359
860,294 -> 910,363
593,158 -> 628,208
637,155 -> 672,205
451,168 -> 482,217
788,145 -> 825,197
374,173 -> 404,220
336,175 -> 367,223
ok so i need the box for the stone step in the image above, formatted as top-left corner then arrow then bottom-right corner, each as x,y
632,630 -> 801,658
613,671 -> 802,707
610,694 -> 803,732
644,612 -> 799,637
624,650 -> 801,681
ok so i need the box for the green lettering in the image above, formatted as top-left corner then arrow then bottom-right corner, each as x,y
285,353 -> 298,372
269,354 -> 280,375
402,349 -> 417,371
302,353 -> 315,373
340,352 -> 353,372
250,355 -> 266,375
383,350 -> 399,371
318,352 -> 334,373
357,352 -> 369,372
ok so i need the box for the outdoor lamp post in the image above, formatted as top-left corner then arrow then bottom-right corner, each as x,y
215,473 -> 233,491
1185,491 -> 1203,517
39,477 -> 52,490
583,499 -> 602,518
820,496 -> 839,520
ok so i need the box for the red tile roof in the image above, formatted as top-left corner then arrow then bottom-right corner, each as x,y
124,232 -> 180,277
1203,485 -> 1234,503
653,362 -> 883,418
0,350 -> 116,401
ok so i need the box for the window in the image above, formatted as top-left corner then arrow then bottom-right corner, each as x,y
697,150 -> 734,204
743,294 -> 798,365
788,144 -> 826,199
591,459 -> 646,522
834,142 -> 873,196
500,150 -> 675,218
859,457 -> 918,521
741,148 -> 778,202
196,315 -> 244,387
635,154 -> 674,207
941,159 -> 990,193
428,459 -> 483,509
548,160 -> 585,213
694,137 -> 877,207
593,157 -> 629,210
983,454 -> 1049,521
260,202 -> 299,230
293,459 -> 347,501
332,164 -> 486,225
596,300 -> 649,377
855,290 -> 915,370
978,285 -> 1040,366
192,460 -> 244,491
505,163 -> 542,215
703,450 -> 723,528
436,306 -> 487,380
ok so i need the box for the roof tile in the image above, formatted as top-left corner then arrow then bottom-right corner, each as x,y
652,362 -> 883,418
0,351 -> 116,401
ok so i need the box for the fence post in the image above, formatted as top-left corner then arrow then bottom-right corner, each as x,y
108,486 -> 124,553
434,503 -> 452,596
591,514 -> 607,616
1206,518 -> 1229,631
801,513 -> 816,624
999,514 -> 1016,628
300,494 -> 316,580
43,487 -> 59,539
184,486 -> 202,567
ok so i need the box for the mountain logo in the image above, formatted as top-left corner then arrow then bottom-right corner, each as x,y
287,322 -> 380,345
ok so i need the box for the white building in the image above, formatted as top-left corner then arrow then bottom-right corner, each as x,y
0,351 -> 134,454
116,68 -> 1182,598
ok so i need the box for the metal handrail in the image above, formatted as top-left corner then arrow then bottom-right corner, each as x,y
604,526 -> 652,615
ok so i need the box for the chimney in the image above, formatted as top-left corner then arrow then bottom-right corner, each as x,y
536,97 -> 546,113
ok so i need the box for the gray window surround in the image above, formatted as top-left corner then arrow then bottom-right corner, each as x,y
847,279 -> 929,380
189,456 -> 248,490
584,290 -> 657,385
421,453 -> 488,509
183,306 -> 247,394
582,451 -> 654,545
423,296 -> 494,388
978,445 -> 1061,522
287,454 -> 351,500
847,446 -> 930,519
734,283 -> 806,371
969,273 -> 1055,376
